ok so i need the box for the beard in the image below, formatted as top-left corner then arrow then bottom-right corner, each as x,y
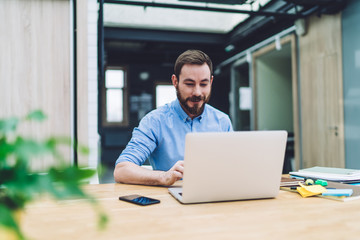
176,85 -> 211,117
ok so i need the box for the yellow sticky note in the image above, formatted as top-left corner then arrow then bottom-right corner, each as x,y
297,183 -> 327,198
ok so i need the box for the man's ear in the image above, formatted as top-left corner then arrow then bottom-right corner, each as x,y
210,75 -> 214,86
171,74 -> 178,87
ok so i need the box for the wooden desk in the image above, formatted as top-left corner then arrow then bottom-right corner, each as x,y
22,182 -> 360,240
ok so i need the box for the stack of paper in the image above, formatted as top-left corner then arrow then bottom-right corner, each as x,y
280,176 -> 305,187
290,166 -> 360,183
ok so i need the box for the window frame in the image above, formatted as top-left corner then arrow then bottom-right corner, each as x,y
154,81 -> 176,108
102,66 -> 129,127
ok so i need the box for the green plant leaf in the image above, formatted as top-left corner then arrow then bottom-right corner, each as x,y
51,136 -> 72,146
13,137 -> 50,161
0,167 -> 16,185
78,145 -> 90,155
0,138 -> 15,162
0,117 -> 19,135
97,212 -> 109,230
0,205 -> 24,240
49,167 -> 96,184
0,110 -> 108,238
25,110 -> 46,122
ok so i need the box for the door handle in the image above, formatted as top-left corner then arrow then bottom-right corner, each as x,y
328,126 -> 338,136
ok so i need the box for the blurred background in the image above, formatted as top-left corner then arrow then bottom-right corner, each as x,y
1,0 -> 359,183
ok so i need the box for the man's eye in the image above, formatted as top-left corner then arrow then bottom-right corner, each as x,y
200,84 -> 208,87
185,83 -> 194,86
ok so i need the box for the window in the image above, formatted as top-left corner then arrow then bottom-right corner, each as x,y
103,67 -> 128,126
155,83 -> 176,108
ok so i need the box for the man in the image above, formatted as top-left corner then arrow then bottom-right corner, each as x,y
114,50 -> 233,186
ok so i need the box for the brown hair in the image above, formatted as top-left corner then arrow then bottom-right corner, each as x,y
174,50 -> 213,79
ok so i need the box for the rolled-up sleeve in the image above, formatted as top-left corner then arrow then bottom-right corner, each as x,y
115,114 -> 159,166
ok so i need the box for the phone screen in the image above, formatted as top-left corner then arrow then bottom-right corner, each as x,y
119,194 -> 160,206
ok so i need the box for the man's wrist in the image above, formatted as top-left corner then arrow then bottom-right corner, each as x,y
158,171 -> 168,185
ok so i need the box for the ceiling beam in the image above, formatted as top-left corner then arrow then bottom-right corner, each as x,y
104,0 -> 302,19
105,27 -> 226,44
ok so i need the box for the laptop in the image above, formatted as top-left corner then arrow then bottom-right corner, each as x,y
168,130 -> 288,204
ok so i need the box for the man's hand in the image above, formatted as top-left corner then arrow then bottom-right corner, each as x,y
160,160 -> 184,186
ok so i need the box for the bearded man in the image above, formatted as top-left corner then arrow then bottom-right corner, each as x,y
114,50 -> 233,186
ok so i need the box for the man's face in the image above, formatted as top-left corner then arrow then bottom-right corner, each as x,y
172,63 -> 213,118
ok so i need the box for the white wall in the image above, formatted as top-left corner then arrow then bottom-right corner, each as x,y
0,0 -> 72,169
87,0 -> 99,169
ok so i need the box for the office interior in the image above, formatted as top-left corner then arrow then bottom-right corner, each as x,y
1,0 -> 359,184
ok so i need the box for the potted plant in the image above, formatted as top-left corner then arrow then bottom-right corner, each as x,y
0,110 -> 107,240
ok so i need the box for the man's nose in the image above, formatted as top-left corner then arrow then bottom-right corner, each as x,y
193,85 -> 201,96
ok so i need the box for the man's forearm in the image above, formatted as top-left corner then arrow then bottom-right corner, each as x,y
114,162 -> 165,185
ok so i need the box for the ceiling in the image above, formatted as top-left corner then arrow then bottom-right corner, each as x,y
104,0 -> 271,34
101,0 -> 348,66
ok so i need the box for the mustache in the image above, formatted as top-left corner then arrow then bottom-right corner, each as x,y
186,95 -> 206,102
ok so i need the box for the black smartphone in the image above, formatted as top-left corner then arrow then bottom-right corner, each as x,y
119,194 -> 160,206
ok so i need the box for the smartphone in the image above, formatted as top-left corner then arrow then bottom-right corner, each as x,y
119,194 -> 160,206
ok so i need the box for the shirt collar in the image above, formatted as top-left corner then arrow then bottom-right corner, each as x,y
173,99 -> 206,122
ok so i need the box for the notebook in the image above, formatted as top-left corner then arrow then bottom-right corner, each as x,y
168,131 -> 288,204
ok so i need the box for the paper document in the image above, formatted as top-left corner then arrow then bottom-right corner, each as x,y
290,166 -> 360,182
299,166 -> 360,175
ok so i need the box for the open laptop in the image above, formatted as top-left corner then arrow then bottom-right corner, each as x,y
168,131 -> 288,204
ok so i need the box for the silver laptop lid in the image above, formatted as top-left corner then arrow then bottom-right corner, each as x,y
181,131 -> 288,203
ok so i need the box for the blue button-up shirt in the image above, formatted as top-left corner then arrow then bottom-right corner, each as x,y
115,99 -> 233,171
